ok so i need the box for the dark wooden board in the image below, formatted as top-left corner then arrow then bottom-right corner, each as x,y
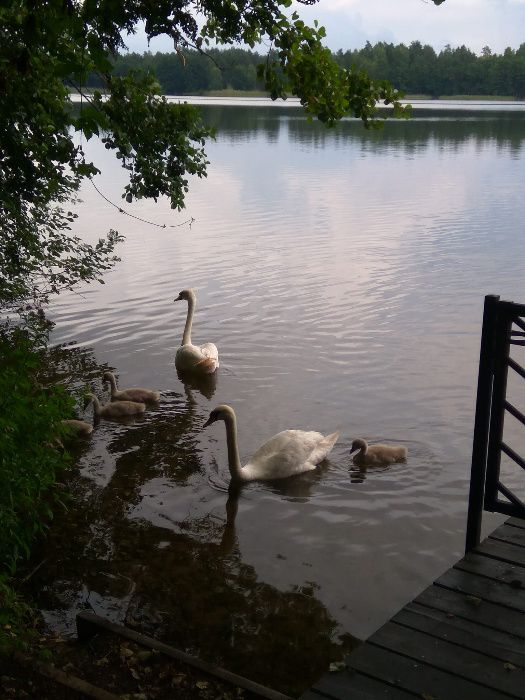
346,642 -> 512,700
475,537 -> 525,567
307,670 -> 416,700
489,523 -> 525,548
368,620 -> 525,697
435,566 -> 525,612
397,602 -> 525,667
414,584 -> 525,639
508,517 -> 525,530
454,551 -> 525,587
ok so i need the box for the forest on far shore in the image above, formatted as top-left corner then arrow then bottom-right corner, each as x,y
85,41 -> 525,98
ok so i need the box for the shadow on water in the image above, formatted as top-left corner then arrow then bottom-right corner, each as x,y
23,343 -> 358,697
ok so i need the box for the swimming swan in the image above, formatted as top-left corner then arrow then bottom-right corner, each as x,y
103,371 -> 160,403
203,404 -> 339,482
174,289 -> 219,374
350,438 -> 407,466
85,392 -> 146,419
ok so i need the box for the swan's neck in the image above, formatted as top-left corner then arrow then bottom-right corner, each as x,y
182,295 -> 195,346
91,396 -> 101,415
223,412 -> 243,481
107,374 -> 117,394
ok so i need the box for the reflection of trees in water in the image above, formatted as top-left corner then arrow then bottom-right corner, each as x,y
26,343 -> 356,697
198,104 -> 525,155
286,113 -> 525,155
27,477 -> 356,696
124,486 -> 356,697
41,341 -> 113,414
199,105 -> 282,143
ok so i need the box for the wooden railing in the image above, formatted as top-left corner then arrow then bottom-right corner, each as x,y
465,294 -> 525,552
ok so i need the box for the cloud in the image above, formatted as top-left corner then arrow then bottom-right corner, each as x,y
295,0 -> 525,53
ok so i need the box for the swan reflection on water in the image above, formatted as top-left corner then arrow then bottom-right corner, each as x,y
349,462 -> 392,484
218,484 -> 241,556
177,365 -> 217,400
217,474 -> 332,560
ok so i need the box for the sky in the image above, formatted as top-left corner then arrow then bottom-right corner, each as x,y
124,0 -> 525,56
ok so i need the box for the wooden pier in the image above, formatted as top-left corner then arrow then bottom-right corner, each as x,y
302,516 -> 525,700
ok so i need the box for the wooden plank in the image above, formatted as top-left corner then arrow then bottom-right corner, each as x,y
76,612 -> 291,700
454,551 -> 525,588
346,642 -> 512,700
309,670 -> 415,700
435,566 -> 525,612
489,523 -> 525,548
414,584 -> 525,639
476,538 -> 525,567
14,651 -> 120,700
368,621 -> 525,698
393,605 -> 525,667
508,517 -> 525,530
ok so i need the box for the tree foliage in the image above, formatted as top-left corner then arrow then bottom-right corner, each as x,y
0,321 -> 74,575
0,0 -> 448,307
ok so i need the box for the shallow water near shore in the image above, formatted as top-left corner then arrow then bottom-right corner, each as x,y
28,102 -> 525,695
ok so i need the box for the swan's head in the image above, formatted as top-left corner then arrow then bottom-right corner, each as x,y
350,438 -> 368,455
174,288 -> 194,302
102,371 -> 114,383
203,404 -> 235,428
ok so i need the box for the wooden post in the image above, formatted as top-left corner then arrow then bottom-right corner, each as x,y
465,295 -> 499,553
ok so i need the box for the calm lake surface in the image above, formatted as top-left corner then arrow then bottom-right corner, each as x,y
35,101 -> 525,694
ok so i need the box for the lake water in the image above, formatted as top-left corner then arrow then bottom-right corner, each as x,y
34,101 -> 525,695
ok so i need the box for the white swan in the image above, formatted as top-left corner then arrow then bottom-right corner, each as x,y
85,392 -> 146,419
174,289 -> 219,374
203,404 -> 339,482
350,438 -> 407,466
103,371 -> 160,403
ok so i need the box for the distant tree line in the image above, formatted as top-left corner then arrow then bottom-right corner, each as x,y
85,42 -> 525,98
337,41 -> 525,98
